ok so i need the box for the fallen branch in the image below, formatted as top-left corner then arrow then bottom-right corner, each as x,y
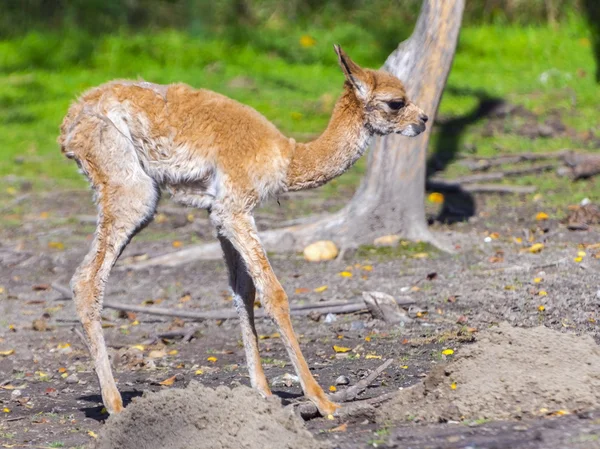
51,284 -> 415,322
295,359 -> 395,419
460,150 -> 570,171
103,301 -> 367,321
330,358 -> 394,402
429,163 -> 555,185
426,181 -> 536,194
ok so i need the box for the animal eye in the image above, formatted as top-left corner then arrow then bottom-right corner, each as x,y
387,100 -> 405,110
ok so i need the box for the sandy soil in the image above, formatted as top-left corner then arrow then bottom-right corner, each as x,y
93,382 -> 322,449
381,322 -> 600,422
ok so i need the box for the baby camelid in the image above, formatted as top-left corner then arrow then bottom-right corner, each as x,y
59,45 -> 428,416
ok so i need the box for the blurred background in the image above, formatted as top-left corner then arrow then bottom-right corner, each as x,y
0,0 -> 598,209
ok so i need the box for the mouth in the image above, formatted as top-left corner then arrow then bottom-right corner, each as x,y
397,122 -> 426,137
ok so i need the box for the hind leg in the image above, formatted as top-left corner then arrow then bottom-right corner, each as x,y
71,169 -> 158,414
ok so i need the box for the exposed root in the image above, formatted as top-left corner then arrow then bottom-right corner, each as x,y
293,359 -> 395,420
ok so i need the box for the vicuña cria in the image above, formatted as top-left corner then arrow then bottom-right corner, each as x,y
59,45 -> 428,416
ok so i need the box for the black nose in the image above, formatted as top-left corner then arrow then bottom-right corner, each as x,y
420,113 -> 429,123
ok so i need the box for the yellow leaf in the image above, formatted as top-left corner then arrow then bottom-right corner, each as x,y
577,251 -> 586,257
159,375 -> 177,386
339,271 -> 352,278
168,350 -> 178,356
489,232 -> 500,240
314,285 -> 328,293
361,265 -> 373,272
527,243 -> 544,253
61,373 -> 68,379
442,349 -> 454,356
299,35 -> 316,48
538,305 -> 546,312
0,349 -> 15,356
207,356 -> 218,362
535,212 -> 549,221
187,213 -> 195,222
154,213 -> 168,224
172,240 -> 183,248
131,344 -> 145,351
538,290 -> 548,296
428,192 -> 444,204
48,241 -> 65,250
179,294 -> 192,303
400,365 -> 409,369
365,354 -> 382,359
58,367 -> 67,373
514,237 -> 523,244
3,408 -> 10,413
330,422 -> 348,432
6,187 -> 17,195
574,256 -> 583,263
195,369 -> 204,375
412,252 -> 429,259
533,277 -> 542,284
57,343 -> 70,349
88,431 -> 98,439
450,382 -> 457,390
0,287 -> 4,294
373,234 -> 401,246
39,211 -> 49,219
333,345 -> 351,353
329,385 -> 337,392
326,414 -> 335,420
364,336 -> 371,342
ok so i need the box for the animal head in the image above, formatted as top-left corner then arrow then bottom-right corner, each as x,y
334,44 -> 428,137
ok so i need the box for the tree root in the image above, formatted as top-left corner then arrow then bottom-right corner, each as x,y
293,359 -> 395,420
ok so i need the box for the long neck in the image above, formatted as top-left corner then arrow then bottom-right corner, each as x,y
286,85 -> 371,191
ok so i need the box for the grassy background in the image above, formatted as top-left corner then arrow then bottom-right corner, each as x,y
0,8 -> 599,208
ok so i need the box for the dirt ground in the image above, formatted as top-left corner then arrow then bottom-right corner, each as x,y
1,187 -> 599,449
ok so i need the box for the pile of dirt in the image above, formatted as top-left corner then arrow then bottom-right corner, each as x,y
380,323 -> 600,423
93,382 -> 324,449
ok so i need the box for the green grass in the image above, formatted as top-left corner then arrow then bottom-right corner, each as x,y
1,18 -> 599,208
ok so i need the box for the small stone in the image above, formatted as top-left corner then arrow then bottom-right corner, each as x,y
324,313 -> 337,323
307,311 -> 322,322
350,321 -> 366,331
303,241 -> 339,262
484,237 -> 492,243
271,373 -> 300,388
335,375 -> 350,386
11,389 -> 22,400
65,374 -> 79,385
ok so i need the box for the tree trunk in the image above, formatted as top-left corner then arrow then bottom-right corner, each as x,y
129,0 -> 464,269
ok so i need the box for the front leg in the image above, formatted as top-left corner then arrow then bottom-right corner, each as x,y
213,208 -> 339,416
217,234 -> 271,396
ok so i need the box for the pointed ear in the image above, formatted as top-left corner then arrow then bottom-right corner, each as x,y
333,44 -> 370,99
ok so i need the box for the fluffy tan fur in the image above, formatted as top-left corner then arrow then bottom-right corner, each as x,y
59,45 -> 427,416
